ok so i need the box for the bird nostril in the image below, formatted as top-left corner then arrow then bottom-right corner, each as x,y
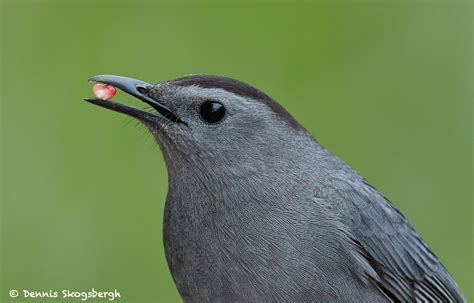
136,85 -> 149,95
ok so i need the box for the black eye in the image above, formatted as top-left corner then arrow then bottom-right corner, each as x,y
199,101 -> 226,124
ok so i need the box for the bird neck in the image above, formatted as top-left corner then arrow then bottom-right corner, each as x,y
163,133 -> 327,219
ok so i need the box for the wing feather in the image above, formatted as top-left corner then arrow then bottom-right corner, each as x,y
320,175 -> 465,302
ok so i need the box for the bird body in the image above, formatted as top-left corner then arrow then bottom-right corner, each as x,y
163,135 -> 388,302
85,74 -> 465,302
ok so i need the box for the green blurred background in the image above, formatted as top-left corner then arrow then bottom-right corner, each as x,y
1,1 -> 472,302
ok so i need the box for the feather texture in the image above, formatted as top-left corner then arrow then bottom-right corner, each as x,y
320,175 -> 465,302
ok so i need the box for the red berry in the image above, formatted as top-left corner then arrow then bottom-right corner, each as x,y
92,84 -> 117,100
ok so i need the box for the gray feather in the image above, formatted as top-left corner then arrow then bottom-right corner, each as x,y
100,74 -> 465,302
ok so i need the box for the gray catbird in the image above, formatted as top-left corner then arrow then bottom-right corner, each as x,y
84,74 -> 465,302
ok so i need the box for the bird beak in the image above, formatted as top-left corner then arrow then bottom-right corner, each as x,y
84,75 -> 184,124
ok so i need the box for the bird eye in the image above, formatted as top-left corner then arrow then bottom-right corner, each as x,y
199,101 -> 226,124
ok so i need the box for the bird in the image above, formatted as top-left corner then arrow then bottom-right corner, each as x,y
84,74 -> 465,302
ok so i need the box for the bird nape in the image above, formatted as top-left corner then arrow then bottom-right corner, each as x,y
84,74 -> 465,303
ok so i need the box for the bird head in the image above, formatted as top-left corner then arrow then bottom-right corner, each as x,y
85,75 -> 311,182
